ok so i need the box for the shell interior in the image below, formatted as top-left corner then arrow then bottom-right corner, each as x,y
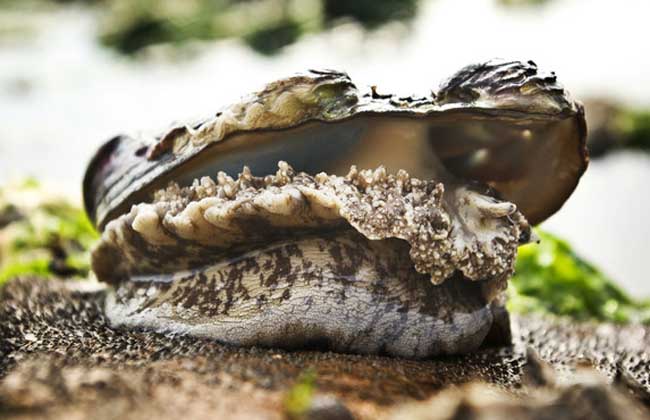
84,60 -> 587,231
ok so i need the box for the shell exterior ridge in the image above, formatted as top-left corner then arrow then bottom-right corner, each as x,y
144,60 -> 578,161
84,59 -> 587,230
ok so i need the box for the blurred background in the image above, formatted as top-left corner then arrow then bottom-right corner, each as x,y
0,0 -> 648,304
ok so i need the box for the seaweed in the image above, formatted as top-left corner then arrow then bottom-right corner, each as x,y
508,230 -> 650,323
0,182 -> 99,285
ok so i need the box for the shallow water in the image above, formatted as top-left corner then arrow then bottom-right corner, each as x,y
0,0 -> 648,293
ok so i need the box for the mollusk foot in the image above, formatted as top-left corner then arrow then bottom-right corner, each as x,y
94,163 -> 526,358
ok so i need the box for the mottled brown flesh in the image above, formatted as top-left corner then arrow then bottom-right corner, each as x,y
93,162 -> 526,358
106,229 -> 504,359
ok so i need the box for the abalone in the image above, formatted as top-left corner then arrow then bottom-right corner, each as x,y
84,59 -> 587,358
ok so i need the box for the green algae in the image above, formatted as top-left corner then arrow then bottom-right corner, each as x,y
0,183 -> 99,285
508,230 -> 650,324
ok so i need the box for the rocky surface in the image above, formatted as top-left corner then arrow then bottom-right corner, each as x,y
1,277 -> 649,419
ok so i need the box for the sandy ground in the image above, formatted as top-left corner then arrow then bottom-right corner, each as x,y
1,277 -> 650,419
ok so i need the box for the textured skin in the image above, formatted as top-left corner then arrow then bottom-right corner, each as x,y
93,163 -> 525,287
1,278 -> 649,420
92,164 -> 526,357
105,230 -> 500,358
83,60 -> 587,229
